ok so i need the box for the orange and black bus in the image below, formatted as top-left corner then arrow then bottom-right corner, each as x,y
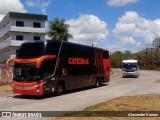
6,40 -> 110,95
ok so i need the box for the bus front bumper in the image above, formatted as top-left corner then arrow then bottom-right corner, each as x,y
12,80 -> 44,95
122,71 -> 139,77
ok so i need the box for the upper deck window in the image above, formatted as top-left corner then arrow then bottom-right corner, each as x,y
45,41 -> 61,55
17,42 -> 45,58
17,41 -> 61,59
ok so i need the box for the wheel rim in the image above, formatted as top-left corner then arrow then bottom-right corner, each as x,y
58,85 -> 63,93
96,80 -> 100,87
57,84 -> 64,95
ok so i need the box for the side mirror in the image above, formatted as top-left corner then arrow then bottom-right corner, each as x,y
6,57 -> 15,70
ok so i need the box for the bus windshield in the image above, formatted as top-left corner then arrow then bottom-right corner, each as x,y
17,42 -> 45,59
13,63 -> 42,82
14,41 -> 62,81
122,63 -> 138,71
13,58 -> 57,82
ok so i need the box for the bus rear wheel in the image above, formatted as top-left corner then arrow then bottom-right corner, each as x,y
57,83 -> 65,96
95,79 -> 101,87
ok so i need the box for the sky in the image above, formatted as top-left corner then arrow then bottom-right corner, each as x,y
0,0 -> 160,52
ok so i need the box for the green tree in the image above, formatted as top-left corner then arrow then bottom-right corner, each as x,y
123,51 -> 132,59
111,51 -> 122,68
47,18 -> 73,41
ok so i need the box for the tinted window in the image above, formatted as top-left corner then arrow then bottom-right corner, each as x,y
103,50 -> 109,59
123,63 -> 137,70
34,36 -> 40,41
16,21 -> 24,27
16,35 -> 23,41
70,66 -> 96,75
13,63 -> 41,81
61,43 -> 75,56
61,43 -> 91,58
33,22 -> 41,28
17,42 -> 45,58
45,41 -> 61,55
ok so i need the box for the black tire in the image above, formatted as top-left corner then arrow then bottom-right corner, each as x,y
95,79 -> 101,87
57,83 -> 65,96
135,75 -> 139,78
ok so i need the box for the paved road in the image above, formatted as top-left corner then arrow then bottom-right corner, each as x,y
0,69 -> 160,119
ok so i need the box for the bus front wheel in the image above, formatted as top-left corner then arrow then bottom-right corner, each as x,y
57,83 -> 65,96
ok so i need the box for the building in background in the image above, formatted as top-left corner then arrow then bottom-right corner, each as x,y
0,12 -> 48,68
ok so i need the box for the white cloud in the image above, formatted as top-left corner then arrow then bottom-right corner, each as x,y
0,0 -> 26,21
106,44 -> 125,52
106,43 -> 145,53
26,0 -> 51,14
107,0 -> 139,6
113,11 -> 160,48
0,0 -> 26,14
66,14 -> 109,46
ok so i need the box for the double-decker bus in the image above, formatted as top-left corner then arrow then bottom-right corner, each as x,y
6,40 -> 110,96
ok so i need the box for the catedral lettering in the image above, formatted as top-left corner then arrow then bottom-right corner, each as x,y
68,58 -> 89,64
6,40 -> 110,96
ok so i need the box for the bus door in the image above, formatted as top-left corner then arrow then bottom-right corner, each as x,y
40,58 -> 56,93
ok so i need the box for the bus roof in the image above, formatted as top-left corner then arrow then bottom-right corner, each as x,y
122,59 -> 138,63
20,40 -> 109,52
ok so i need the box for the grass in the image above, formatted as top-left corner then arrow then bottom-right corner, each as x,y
0,84 -> 12,93
52,95 -> 160,120
85,95 -> 160,111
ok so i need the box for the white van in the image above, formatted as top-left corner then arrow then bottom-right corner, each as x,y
122,59 -> 139,78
